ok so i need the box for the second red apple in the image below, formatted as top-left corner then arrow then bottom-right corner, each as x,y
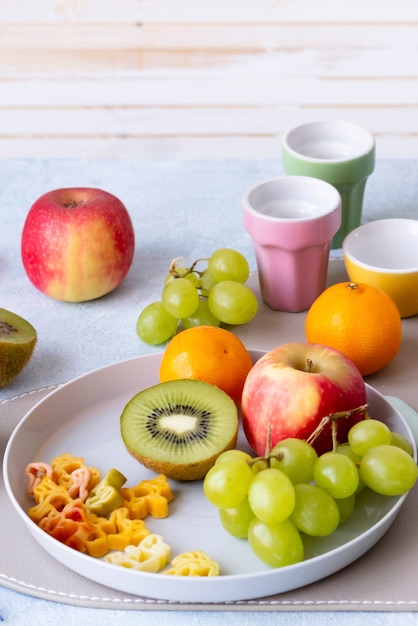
241,342 -> 367,456
21,187 -> 135,302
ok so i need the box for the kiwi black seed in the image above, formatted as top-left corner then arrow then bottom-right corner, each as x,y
0,308 -> 37,387
120,379 -> 239,481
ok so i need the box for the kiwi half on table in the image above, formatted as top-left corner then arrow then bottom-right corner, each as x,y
0,308 -> 37,387
120,379 -> 239,481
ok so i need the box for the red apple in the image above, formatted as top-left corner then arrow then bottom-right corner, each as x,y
241,342 -> 367,456
21,188 -> 135,302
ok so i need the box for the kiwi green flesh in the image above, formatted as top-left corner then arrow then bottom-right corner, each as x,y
120,379 -> 239,481
0,308 -> 37,387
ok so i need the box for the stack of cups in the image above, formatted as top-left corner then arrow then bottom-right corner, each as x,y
244,120 -> 375,312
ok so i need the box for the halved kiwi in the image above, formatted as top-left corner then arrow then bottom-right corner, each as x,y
120,379 -> 239,481
0,308 -> 37,387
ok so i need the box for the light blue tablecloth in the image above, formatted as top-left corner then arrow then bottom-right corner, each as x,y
1,159 -> 418,626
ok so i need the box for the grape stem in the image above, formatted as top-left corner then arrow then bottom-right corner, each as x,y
169,256 -> 208,279
248,404 -> 369,468
264,423 -> 272,457
305,404 -> 369,449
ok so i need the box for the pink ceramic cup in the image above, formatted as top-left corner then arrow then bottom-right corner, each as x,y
243,176 -> 341,312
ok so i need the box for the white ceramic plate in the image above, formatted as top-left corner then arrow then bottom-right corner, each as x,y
3,350 -> 416,603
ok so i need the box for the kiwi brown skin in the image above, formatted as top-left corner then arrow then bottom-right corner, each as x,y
0,308 -> 37,387
120,379 -> 239,481
125,434 -> 238,482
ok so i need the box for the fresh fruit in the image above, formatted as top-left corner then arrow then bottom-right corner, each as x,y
290,483 -> 340,536
219,498 -> 254,538
215,449 -> 253,464
390,431 -> 413,455
313,451 -> 359,499
241,342 -> 367,456
247,518 -> 304,568
347,418 -> 392,456
203,458 -> 254,508
120,379 -> 239,481
359,445 -> 418,496
335,495 -> 356,524
162,277 -> 200,319
136,248 -> 258,345
136,302 -> 179,345
269,438 -> 318,484
247,467 -> 295,524
207,280 -> 258,325
182,300 -> 220,329
207,248 -> 250,284
21,187 -> 135,302
0,308 -> 37,387
203,413 -> 416,568
305,282 -> 402,376
159,325 -> 253,405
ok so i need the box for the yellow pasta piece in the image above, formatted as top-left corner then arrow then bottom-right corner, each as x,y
105,533 -> 171,572
29,476 -> 74,521
121,474 -> 173,519
107,508 -> 150,551
51,453 -> 100,492
83,526 -> 109,558
164,550 -> 220,577
84,507 -> 150,557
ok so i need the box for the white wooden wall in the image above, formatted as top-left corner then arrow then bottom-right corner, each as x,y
1,0 -> 418,159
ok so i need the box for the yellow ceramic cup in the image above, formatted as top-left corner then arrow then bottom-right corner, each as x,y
343,218 -> 418,318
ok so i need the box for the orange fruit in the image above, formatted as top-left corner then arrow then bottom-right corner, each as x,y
305,282 -> 402,376
159,326 -> 253,404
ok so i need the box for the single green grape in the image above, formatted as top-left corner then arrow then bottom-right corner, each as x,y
199,269 -> 216,296
313,451 -> 359,499
290,483 -> 340,536
270,438 -> 318,484
215,449 -> 253,465
136,302 -> 178,345
208,280 -> 258,325
162,277 -> 199,319
182,299 -> 220,329
336,443 -> 361,464
390,431 -> 413,455
348,419 -> 392,456
207,248 -> 250,284
251,458 -> 269,474
203,458 -> 254,508
335,494 -> 356,524
336,444 -> 365,493
359,444 -> 418,496
219,497 -> 255,539
248,467 -> 295,524
247,518 -> 304,568
164,266 -> 188,285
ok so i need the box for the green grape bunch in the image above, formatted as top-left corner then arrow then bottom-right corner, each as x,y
203,409 -> 418,569
136,248 -> 258,345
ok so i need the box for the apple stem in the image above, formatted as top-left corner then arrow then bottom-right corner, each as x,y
305,358 -> 314,373
63,199 -> 83,208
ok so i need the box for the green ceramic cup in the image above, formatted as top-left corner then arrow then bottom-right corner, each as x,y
281,121 -> 375,249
